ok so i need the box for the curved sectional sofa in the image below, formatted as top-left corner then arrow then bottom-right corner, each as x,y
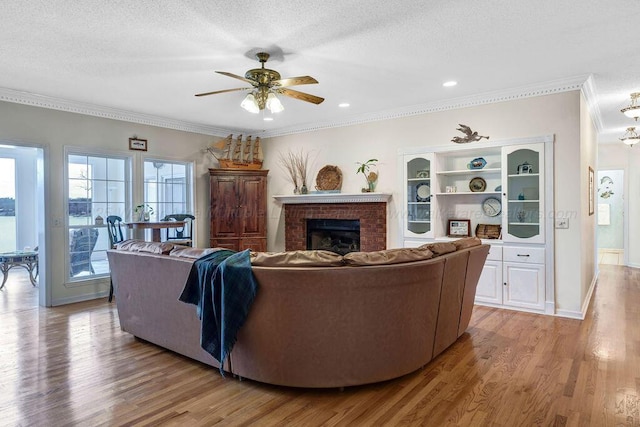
107,238 -> 489,388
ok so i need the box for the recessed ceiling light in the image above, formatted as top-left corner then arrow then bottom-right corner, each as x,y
338,103 -> 350,108
263,117 -> 273,121
443,81 -> 457,87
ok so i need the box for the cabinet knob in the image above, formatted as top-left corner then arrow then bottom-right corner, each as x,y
517,254 -> 530,257
503,282 -> 507,286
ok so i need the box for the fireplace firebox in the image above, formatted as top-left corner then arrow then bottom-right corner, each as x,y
306,219 -> 360,255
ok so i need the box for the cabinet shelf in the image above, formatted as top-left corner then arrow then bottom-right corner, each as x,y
436,191 -> 502,196
407,177 -> 431,182
437,167 -> 501,176
408,220 -> 431,224
507,173 -> 539,178
407,202 -> 431,205
508,222 -> 540,226
508,199 -> 539,203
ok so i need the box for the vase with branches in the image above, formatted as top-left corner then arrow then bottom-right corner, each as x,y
278,151 -> 300,194
294,150 -> 310,194
278,149 -> 310,194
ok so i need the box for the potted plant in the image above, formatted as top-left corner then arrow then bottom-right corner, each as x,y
356,158 -> 379,192
134,204 -> 154,221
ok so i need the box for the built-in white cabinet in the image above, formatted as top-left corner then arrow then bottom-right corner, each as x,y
399,136 -> 553,315
503,245 -> 546,310
403,153 -> 434,238
502,143 -> 545,244
475,244 -> 503,305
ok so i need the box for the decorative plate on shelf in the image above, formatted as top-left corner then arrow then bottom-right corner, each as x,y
416,182 -> 431,202
315,165 -> 343,191
467,157 -> 487,170
469,177 -> 487,192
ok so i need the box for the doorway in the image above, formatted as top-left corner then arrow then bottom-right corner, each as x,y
597,169 -> 625,265
0,144 -> 46,307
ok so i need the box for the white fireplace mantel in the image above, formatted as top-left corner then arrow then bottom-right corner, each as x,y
273,192 -> 392,204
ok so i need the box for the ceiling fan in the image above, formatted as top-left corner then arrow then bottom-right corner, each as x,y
195,52 -> 324,114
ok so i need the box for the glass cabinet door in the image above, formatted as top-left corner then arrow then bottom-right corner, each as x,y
502,143 -> 545,243
405,154 -> 433,237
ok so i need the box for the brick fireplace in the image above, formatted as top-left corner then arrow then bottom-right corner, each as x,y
284,201 -> 387,252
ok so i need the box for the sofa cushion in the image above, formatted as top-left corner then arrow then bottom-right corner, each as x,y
343,248 -> 433,266
250,250 -> 344,267
418,242 -> 457,257
451,237 -> 482,250
116,239 -> 175,255
169,246 -> 223,259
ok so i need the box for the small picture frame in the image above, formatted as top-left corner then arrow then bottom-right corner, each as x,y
448,219 -> 471,237
129,137 -> 148,151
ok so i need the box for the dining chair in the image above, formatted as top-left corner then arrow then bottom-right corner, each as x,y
69,228 -> 99,277
106,215 -> 125,302
162,214 -> 195,247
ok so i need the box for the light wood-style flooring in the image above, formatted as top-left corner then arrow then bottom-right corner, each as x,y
1,265 -> 638,426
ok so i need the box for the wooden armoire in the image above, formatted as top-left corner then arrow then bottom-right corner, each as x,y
209,168 -> 268,251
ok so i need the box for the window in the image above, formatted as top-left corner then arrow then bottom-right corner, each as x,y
143,159 -> 193,221
66,152 -> 131,281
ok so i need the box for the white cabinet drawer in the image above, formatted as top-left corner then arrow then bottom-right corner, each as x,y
504,246 -> 545,264
486,245 -> 502,261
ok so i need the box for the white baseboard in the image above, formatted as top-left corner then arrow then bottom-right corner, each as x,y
52,291 -> 109,307
555,271 -> 599,320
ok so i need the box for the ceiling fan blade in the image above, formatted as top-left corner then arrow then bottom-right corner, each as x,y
195,87 -> 248,97
272,76 -> 318,88
278,88 -> 324,104
215,71 -> 257,85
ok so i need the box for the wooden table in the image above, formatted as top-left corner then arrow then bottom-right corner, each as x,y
125,221 -> 186,242
0,251 -> 38,289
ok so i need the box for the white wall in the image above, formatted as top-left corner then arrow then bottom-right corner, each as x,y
599,142 -> 640,268
262,91 -> 591,315
0,101 -> 215,305
579,93 -> 598,313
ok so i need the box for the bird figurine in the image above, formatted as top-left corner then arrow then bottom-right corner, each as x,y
451,124 -> 490,144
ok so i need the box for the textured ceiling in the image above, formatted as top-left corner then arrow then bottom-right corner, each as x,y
1,0 -> 639,142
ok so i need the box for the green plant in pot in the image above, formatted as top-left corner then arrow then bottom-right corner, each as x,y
134,204 -> 154,221
356,158 -> 379,192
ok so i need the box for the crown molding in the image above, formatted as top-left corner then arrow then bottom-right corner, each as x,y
260,75 -> 593,138
580,75 -> 604,133
0,87 -> 231,137
0,75 -> 596,139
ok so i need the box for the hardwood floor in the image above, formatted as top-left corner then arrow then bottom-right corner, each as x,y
1,265 -> 638,426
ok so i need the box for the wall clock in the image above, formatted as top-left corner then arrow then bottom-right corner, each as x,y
482,197 -> 502,217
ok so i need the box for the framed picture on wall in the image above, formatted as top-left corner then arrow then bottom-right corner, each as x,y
448,219 -> 471,237
588,166 -> 594,215
129,137 -> 148,151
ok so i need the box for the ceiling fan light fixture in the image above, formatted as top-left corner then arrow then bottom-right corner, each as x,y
619,127 -> 639,147
621,92 -> 640,121
266,92 -> 284,113
241,93 -> 260,114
